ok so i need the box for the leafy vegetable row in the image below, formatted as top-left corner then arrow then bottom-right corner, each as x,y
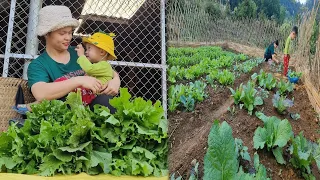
254,112 -> 320,179
167,46 -> 250,83
231,70 -> 297,116
168,56 -> 235,83
0,88 -> 168,177
168,81 -> 207,112
233,58 -> 264,74
167,46 -> 247,67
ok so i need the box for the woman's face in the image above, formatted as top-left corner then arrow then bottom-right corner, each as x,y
45,27 -> 73,51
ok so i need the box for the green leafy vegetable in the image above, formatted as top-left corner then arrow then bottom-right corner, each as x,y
168,81 -> 207,112
0,88 -> 168,177
235,138 -> 251,162
264,74 -> 277,90
189,160 -> 199,180
290,113 -> 301,120
289,132 -> 314,175
277,79 -> 294,95
251,70 -> 277,90
256,87 -> 269,99
251,69 -> 267,87
170,173 -> 182,180
287,133 -> 320,179
168,84 -> 185,112
205,70 -> 219,86
204,121 -> 239,180
180,95 -> 195,112
230,81 -> 264,115
288,70 -> 302,78
217,69 -> 235,86
252,153 -> 270,180
234,58 -> 264,73
230,83 -> 243,105
236,54 -> 248,62
272,92 -> 294,114
204,121 -> 270,180
253,113 -> 293,164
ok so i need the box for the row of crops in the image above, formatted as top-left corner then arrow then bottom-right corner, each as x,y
167,46 -> 264,112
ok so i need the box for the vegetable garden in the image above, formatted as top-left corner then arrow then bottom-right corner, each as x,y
168,46 -> 320,180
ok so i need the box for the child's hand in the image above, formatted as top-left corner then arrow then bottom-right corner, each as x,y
75,44 -> 85,57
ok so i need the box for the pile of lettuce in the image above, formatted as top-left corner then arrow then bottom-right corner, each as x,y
0,88 -> 168,177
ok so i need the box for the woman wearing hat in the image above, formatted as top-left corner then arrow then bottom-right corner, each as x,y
15,5 -> 120,114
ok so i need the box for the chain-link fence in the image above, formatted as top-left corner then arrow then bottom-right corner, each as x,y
166,0 -> 293,52
0,0 -> 167,113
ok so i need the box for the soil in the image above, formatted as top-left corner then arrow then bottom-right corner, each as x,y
168,62 -> 320,179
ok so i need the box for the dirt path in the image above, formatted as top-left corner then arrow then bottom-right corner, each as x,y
169,63 -> 264,178
169,97 -> 234,175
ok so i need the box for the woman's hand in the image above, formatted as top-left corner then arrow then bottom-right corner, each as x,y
101,72 -> 120,96
75,44 -> 85,57
75,76 -> 102,93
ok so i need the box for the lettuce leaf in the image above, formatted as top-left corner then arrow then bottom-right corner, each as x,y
204,121 -> 238,180
253,113 -> 293,164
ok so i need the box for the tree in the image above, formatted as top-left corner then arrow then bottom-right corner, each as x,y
280,0 -> 303,17
229,0 -> 242,10
262,0 -> 281,20
278,6 -> 286,24
205,1 -> 222,19
306,0 -> 319,9
235,0 -> 258,19
225,1 -> 232,17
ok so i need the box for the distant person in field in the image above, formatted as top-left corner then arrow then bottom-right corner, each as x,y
283,26 -> 298,77
264,40 -> 279,64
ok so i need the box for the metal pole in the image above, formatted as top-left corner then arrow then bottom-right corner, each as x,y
3,0 -> 17,77
23,0 -> 42,80
160,0 -> 167,118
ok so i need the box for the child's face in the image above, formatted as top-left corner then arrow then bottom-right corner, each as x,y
85,43 -> 107,63
291,32 -> 297,40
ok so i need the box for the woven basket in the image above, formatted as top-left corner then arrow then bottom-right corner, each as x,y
0,77 -> 35,132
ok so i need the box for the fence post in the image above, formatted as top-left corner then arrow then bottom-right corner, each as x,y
3,0 -> 17,77
23,0 -> 42,80
161,0 -> 167,118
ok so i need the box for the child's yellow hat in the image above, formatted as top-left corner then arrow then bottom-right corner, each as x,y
82,32 -> 117,60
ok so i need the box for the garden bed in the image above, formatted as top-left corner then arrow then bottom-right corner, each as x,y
168,46 -> 320,180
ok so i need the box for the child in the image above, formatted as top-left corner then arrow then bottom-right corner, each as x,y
13,32 -> 117,113
264,40 -> 279,64
283,26 -> 298,77
74,32 -> 117,105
